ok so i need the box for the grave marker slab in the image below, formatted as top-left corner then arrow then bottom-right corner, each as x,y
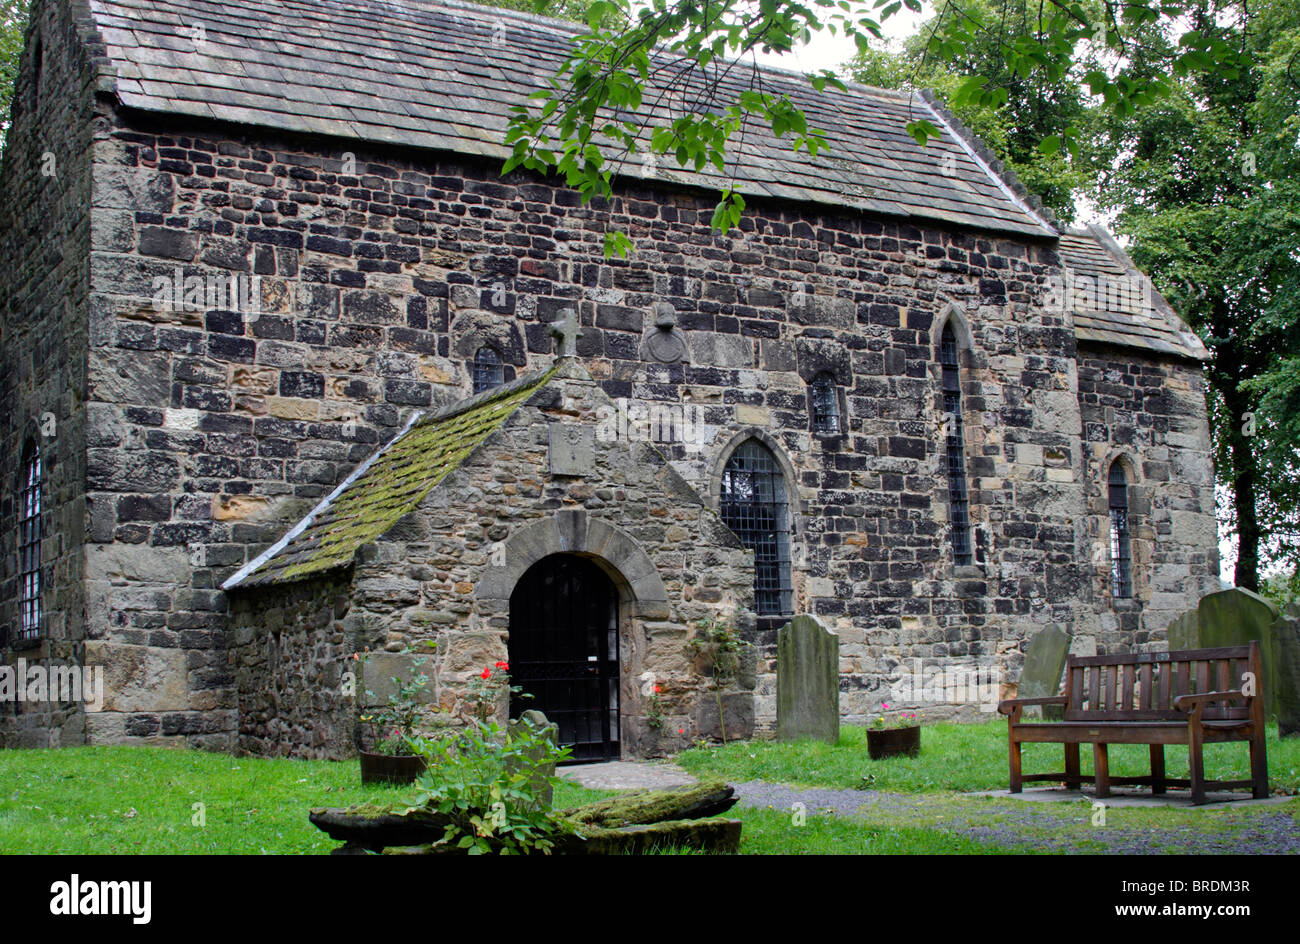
776,615 -> 839,743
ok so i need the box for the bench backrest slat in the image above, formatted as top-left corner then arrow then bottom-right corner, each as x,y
1061,644 -> 1257,722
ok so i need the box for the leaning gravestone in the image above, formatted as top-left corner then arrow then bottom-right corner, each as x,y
1165,587 -> 1300,736
507,709 -> 560,809
1018,625 -> 1071,719
776,615 -> 839,743
1276,607 -> 1300,737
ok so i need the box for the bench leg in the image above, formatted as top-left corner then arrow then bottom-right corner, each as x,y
1149,744 -> 1165,795
1064,743 -> 1081,790
1008,732 -> 1022,793
1188,724 -> 1206,806
1093,743 -> 1110,799
1249,730 -> 1269,800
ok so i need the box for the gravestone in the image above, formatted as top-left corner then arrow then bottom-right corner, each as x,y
507,709 -> 560,810
357,651 -> 435,708
1018,624 -> 1071,719
776,615 -> 839,743
1275,609 -> 1300,737
1164,587 -> 1300,735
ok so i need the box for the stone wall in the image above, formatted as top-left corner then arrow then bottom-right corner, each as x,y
228,570 -> 354,758
1074,349 -> 1221,651
51,93 -> 1220,742
0,0 -> 103,746
230,365 -> 757,758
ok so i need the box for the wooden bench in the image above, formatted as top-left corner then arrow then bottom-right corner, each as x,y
998,643 -> 1269,805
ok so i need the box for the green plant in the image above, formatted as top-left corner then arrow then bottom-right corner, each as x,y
356,642 -> 439,756
870,705 -> 922,731
645,684 -> 665,731
463,660 -> 529,726
686,614 -> 748,744
410,720 -> 573,854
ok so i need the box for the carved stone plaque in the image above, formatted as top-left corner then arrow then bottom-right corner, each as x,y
548,424 -> 594,477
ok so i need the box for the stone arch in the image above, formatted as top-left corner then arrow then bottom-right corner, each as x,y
932,301 -> 975,356
708,427 -> 804,538
475,509 -> 668,619
1103,449 -> 1141,486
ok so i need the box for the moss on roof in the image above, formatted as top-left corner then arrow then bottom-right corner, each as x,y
225,367 -> 556,589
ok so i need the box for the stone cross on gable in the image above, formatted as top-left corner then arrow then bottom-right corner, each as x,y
550,308 -> 582,358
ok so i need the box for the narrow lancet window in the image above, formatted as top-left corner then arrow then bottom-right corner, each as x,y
941,323 -> 972,565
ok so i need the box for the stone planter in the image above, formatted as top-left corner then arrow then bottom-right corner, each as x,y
867,725 -> 921,760
359,750 -> 428,786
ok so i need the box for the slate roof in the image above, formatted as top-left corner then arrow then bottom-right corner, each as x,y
1059,225 -> 1207,361
222,366 -> 556,589
85,0 -> 1056,237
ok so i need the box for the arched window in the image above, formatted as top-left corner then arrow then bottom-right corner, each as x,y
1108,461 -> 1132,598
18,438 -> 42,642
719,440 -> 792,616
810,372 -> 840,435
940,322 -> 972,565
472,346 -> 504,394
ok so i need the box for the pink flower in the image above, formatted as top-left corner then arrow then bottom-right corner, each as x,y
882,703 -> 890,710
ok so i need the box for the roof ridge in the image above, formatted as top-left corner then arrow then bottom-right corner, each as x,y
918,88 -> 1059,234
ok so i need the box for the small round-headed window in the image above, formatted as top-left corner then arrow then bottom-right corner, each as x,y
719,440 -> 793,616
18,437 -> 43,642
472,346 -> 504,394
810,372 -> 840,435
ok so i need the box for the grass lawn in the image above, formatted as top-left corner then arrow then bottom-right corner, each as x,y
677,720 -> 1300,795
2,721 -> 1296,854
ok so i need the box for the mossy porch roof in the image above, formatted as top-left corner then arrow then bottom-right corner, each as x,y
223,367 -> 555,590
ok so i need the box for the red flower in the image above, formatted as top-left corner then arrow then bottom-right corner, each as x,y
480,667 -> 492,680
495,661 -> 509,671
653,685 -> 662,694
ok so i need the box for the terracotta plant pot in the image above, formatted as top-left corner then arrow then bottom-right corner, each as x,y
867,725 -> 921,760
359,750 -> 428,786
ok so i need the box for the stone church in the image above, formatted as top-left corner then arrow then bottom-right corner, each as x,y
0,0 -> 1221,758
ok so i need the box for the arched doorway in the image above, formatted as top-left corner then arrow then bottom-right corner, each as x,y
509,554 -> 620,762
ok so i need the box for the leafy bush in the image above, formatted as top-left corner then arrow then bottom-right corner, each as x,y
410,719 -> 572,854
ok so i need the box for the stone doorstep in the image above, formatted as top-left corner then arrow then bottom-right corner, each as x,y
974,786 -> 1299,809
557,760 -> 697,791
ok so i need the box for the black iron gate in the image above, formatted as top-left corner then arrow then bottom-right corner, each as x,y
509,554 -> 620,762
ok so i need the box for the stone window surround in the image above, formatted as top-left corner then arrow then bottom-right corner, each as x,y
1097,449 -> 1146,608
707,428 -> 803,622
931,303 -> 984,579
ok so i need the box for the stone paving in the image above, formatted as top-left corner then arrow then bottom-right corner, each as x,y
558,761 -> 697,791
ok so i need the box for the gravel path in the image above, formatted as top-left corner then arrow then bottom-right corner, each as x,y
732,780 -> 1300,854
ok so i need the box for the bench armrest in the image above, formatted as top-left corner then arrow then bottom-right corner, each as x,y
1173,690 -> 1249,712
998,695 -> 1067,717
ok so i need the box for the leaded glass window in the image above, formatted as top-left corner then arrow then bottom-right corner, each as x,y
472,346 -> 504,394
941,323 -> 972,565
720,441 -> 793,616
811,372 -> 840,435
18,438 -> 42,642
1109,461 -> 1132,598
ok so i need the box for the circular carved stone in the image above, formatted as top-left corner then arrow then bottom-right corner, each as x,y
644,329 -> 687,364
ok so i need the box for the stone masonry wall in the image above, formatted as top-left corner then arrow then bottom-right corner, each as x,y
228,367 -> 756,759
228,569 -> 354,758
0,0 -> 102,747
1074,348 -> 1220,653
70,98 -> 1221,743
